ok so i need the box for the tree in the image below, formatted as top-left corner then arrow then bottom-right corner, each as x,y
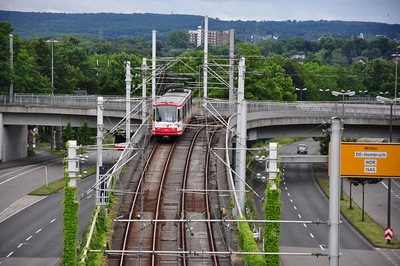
77,121 -> 94,149
0,22 -> 13,94
166,30 -> 189,49
348,178 -> 382,221
237,44 -> 295,101
61,122 -> 76,148
362,58 -> 395,97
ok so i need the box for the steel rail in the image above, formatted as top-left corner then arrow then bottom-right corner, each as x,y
180,126 -> 205,265
151,141 -> 178,266
204,130 -> 218,265
119,143 -> 159,266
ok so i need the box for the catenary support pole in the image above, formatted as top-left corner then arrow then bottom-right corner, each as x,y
238,99 -> 247,212
203,16 -> 208,100
236,57 -> 246,212
229,29 -> 235,111
125,61 -> 131,142
67,140 -> 77,187
268,142 -> 278,189
96,97 -> 104,205
142,58 -> 147,124
152,30 -> 156,101
329,117 -> 342,266
9,34 -> 13,103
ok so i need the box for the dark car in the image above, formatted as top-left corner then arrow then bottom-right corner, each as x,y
297,144 -> 308,154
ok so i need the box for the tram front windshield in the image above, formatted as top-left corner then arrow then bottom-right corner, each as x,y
155,106 -> 177,122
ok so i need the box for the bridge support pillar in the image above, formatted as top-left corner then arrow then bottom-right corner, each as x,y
0,113 -> 28,162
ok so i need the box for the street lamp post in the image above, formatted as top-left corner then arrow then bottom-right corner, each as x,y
319,89 -> 330,101
359,90 -> 368,95
392,46 -> 400,107
332,90 -> 355,200
332,90 -> 355,118
78,153 -> 89,177
46,37 -> 58,92
376,95 -> 400,244
296,87 -> 307,101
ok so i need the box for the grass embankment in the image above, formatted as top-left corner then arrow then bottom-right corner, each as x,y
29,166 -> 96,196
314,163 -> 400,249
29,142 -> 96,195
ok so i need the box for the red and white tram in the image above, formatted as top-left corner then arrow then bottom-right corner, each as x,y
152,89 -> 192,139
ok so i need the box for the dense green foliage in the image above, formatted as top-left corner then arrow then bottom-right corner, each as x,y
237,218 -> 264,265
1,20 -> 399,101
78,207 -> 111,265
62,142 -> 79,265
2,11 -> 400,41
264,176 -> 281,265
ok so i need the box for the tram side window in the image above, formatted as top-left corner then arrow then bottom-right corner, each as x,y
156,106 -> 176,122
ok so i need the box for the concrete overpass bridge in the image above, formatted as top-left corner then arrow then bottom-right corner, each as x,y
0,94 -> 398,162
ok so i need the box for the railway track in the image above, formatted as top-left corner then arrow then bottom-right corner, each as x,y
112,118 -> 228,266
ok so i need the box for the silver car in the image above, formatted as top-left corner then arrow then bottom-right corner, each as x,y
297,144 -> 308,154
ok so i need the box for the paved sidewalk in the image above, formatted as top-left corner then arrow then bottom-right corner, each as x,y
0,195 -> 47,223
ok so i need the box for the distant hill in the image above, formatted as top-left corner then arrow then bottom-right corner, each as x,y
1,10 -> 399,41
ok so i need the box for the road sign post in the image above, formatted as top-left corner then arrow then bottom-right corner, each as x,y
329,117 -> 342,266
385,228 -> 393,241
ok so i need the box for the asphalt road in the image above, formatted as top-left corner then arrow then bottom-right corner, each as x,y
342,177 -> 400,241
0,176 -> 95,265
0,148 -> 121,265
251,139 -> 399,265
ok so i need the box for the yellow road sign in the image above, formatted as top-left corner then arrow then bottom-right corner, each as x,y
340,142 -> 400,178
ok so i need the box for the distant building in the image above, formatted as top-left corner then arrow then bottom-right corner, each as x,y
250,34 -> 279,43
188,26 -> 233,47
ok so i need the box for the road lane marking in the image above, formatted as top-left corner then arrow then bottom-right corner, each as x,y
298,214 -> 302,218
309,233 -> 314,238
293,206 -> 297,210
0,165 -> 44,186
0,165 -> 33,178
35,228 -> 42,234
26,236 -> 32,241
319,245 -> 325,250
6,252 -> 13,257
303,223 -> 307,228
290,199 -> 293,203
50,218 -> 56,223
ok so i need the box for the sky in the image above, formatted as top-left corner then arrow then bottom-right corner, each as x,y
0,0 -> 399,24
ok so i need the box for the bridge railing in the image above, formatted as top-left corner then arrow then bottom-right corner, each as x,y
3,93 -> 143,111
2,94 -> 398,120
206,99 -> 398,119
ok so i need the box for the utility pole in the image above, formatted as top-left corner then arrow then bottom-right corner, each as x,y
229,29 -> 235,110
152,30 -> 156,101
142,58 -> 148,125
236,57 -> 246,213
96,97 -> 104,205
9,34 -> 13,103
125,61 -> 131,143
329,117 -> 342,266
203,16 -> 208,100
